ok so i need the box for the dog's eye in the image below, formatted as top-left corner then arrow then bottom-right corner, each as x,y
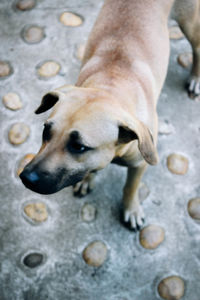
67,140 -> 91,154
43,123 -> 52,142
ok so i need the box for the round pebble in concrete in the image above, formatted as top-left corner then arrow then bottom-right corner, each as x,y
8,123 -> 30,145
0,61 -> 12,78
177,52 -> 192,69
60,12 -> 83,26
37,61 -> 61,78
167,153 -> 189,175
139,225 -> 165,249
16,0 -> 36,11
23,253 -> 43,268
82,241 -> 108,267
169,26 -> 184,40
2,92 -> 22,110
17,153 -> 35,175
76,43 -> 86,61
188,198 -> 200,220
158,276 -> 185,300
22,25 -> 45,44
24,202 -> 48,223
81,203 -> 96,222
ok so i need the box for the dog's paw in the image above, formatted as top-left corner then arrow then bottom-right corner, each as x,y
73,174 -> 95,197
187,76 -> 200,100
124,205 -> 145,230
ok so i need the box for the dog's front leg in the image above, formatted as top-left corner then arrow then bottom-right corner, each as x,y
73,172 -> 96,197
123,163 -> 147,230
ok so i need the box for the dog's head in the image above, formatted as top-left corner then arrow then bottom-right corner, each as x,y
20,85 -> 158,194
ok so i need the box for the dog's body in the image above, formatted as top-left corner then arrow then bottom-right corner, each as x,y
20,0 -> 200,229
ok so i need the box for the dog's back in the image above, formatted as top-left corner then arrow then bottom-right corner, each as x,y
77,0 -> 175,100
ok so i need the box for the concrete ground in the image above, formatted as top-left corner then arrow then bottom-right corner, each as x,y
0,0 -> 200,299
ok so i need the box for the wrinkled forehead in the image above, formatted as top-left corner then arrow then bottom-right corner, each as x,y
48,88 -> 105,120
72,113 -> 118,146
48,101 -> 118,147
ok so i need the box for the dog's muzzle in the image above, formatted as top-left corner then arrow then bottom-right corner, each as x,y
20,165 -> 86,195
20,168 -> 59,194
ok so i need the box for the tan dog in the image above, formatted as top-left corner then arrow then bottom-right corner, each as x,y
20,0 -> 200,229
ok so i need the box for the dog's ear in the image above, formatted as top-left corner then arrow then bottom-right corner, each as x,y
35,91 -> 60,114
118,120 -> 158,165
35,85 -> 75,114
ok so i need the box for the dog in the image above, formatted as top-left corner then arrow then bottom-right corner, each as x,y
20,0 -> 200,230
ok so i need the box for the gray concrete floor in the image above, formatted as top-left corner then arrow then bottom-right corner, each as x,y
0,1 -> 200,299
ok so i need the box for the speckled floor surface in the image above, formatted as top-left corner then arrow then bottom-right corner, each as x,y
0,1 -> 200,299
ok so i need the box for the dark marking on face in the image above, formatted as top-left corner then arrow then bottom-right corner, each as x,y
67,130 -> 94,154
20,163 -> 87,195
43,122 -> 53,142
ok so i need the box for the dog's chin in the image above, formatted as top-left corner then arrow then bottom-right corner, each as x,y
20,170 -> 86,195
22,181 -> 62,195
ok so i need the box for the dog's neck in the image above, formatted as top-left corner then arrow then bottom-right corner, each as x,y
76,0 -> 176,127
76,58 -> 157,135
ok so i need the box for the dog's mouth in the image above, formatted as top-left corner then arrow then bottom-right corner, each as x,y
20,167 -> 86,195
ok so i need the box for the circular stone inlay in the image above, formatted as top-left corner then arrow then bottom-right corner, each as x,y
22,25 -> 45,44
16,0 -> 36,11
188,198 -> 200,220
24,202 -> 48,223
17,153 -> 35,175
81,203 -> 96,222
82,241 -> 108,267
3,92 -> 22,110
23,253 -> 43,268
37,61 -> 61,78
0,61 -> 12,78
60,12 -> 83,26
139,224 -> 165,249
177,52 -> 192,69
158,276 -> 185,300
169,26 -> 184,40
8,123 -> 30,145
167,153 -> 189,175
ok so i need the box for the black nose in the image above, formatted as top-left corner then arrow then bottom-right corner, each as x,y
20,169 -> 40,190
20,167 -> 59,194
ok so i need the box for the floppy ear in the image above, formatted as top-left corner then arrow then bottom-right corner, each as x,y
35,91 -> 60,114
118,120 -> 158,165
35,85 -> 75,114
